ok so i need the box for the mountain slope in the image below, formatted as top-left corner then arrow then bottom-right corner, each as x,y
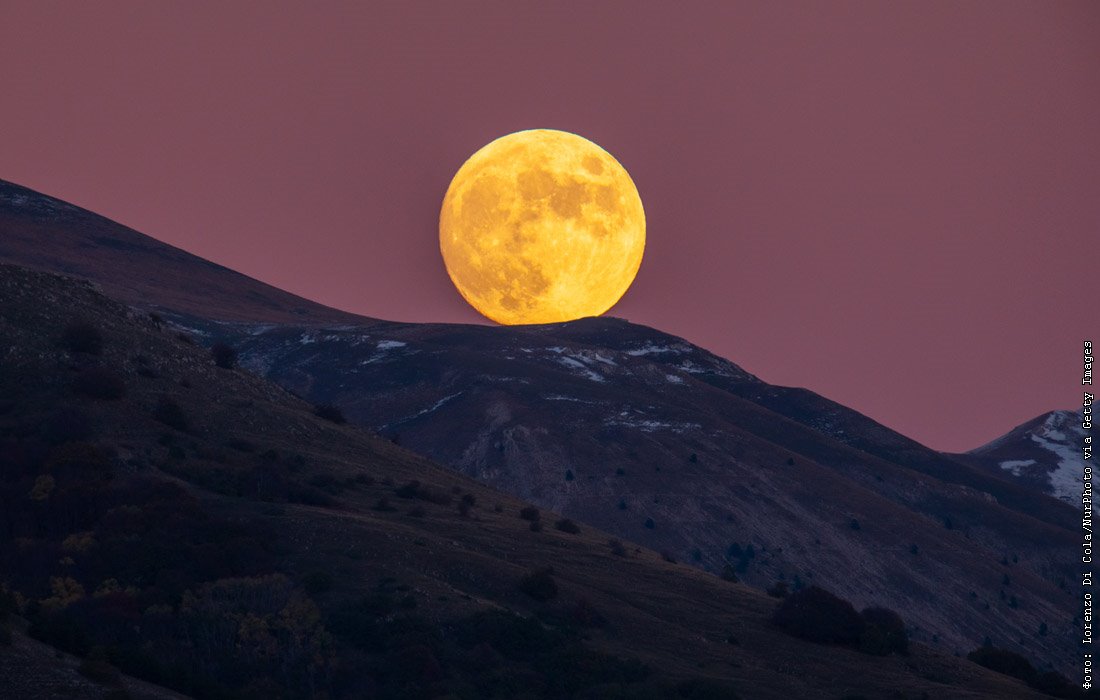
0,177 -> 1080,683
206,314 -> 1077,678
0,179 -> 365,324
1,263 -> 1063,699
0,625 -> 190,700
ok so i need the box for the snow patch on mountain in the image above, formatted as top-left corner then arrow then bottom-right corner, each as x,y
1032,435 -> 1084,504
999,459 -> 1036,477
605,417 -> 702,433
544,394 -> 600,404
556,356 -> 606,382
381,392 -> 463,429
625,342 -> 688,357
414,392 -> 461,418
675,358 -> 746,380
976,409 -> 1086,504
533,346 -> 618,367
1035,411 -> 1086,503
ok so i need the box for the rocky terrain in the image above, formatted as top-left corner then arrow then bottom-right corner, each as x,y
3,263 -> 1072,698
193,313 -> 1075,677
0,177 -> 1084,695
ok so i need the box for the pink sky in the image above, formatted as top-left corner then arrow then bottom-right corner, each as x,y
1,1 -> 1096,452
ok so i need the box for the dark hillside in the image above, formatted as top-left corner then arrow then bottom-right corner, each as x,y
216,314 -> 1078,676
0,179 -> 366,324
0,263 -> 1065,698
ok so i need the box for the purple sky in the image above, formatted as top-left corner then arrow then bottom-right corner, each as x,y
2,1 -> 1096,452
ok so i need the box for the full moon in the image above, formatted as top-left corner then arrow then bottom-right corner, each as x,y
439,129 -> 645,325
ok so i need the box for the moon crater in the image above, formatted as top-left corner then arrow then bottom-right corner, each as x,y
440,129 -> 645,325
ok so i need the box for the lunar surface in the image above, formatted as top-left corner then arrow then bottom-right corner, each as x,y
439,129 -> 645,325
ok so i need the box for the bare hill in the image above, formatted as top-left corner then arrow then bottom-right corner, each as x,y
0,263 -> 1070,699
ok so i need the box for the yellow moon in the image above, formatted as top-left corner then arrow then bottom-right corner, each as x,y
439,129 -> 645,325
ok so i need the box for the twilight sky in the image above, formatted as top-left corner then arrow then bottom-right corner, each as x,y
1,1 -> 1096,452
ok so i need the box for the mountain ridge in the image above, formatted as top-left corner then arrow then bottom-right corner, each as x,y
2,260 -> 1065,698
0,176 -> 1081,681
0,178 -> 368,324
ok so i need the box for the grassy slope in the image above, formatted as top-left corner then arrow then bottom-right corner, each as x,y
0,623 -> 190,700
1,177 -> 1079,677
0,178 -> 367,324
0,263 -> 1052,699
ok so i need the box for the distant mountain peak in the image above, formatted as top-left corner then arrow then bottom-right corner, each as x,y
968,408 -> 1086,503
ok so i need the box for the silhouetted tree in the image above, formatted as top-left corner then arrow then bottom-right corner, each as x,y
772,586 -> 864,645
967,646 -> 1035,683
767,581 -> 789,599
314,404 -> 347,424
153,397 -> 189,432
72,368 -> 126,400
859,607 -> 908,655
555,518 -> 580,534
41,406 -> 94,444
60,321 -> 104,355
518,568 -> 558,601
211,342 -> 238,369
